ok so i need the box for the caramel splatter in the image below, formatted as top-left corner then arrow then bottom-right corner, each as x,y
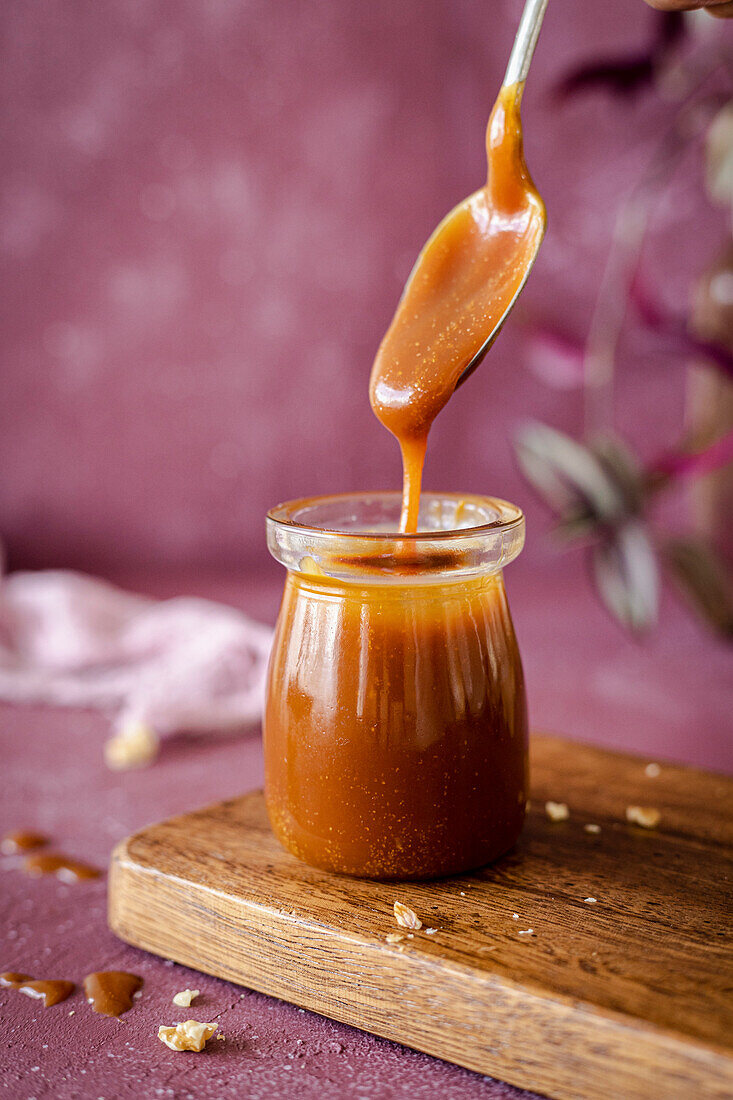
24,852 -> 101,882
1,831 -> 48,855
1,971 -> 75,1007
84,971 -> 143,1016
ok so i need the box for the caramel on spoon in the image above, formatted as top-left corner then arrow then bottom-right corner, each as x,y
370,0 -> 548,532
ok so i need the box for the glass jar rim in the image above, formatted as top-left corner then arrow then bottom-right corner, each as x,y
267,492 -> 525,583
268,490 -> 523,540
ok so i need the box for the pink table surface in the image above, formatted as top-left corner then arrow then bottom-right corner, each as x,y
2,563 -> 731,1100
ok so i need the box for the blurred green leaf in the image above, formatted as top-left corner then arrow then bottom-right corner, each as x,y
553,513 -> 598,544
514,422 -> 637,525
663,538 -> 733,639
592,522 -> 659,634
705,103 -> 733,215
591,433 -> 646,517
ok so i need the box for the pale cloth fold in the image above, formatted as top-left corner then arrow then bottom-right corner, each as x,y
0,569 -> 273,767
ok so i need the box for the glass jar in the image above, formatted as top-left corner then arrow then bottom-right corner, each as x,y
264,491 -> 528,880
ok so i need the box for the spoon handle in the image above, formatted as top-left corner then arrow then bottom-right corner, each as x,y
503,0 -> 549,88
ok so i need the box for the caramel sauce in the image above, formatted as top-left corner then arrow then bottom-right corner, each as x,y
24,852 -> 101,882
0,971 -> 75,1007
266,570 -> 527,879
265,80 -> 537,878
1,831 -> 48,854
369,82 -> 544,531
84,971 -> 143,1016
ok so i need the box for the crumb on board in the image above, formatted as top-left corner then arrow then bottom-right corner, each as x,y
645,763 -> 661,778
512,913 -> 519,921
158,1020 -> 218,1052
626,805 -> 661,829
424,928 -> 437,935
545,801 -> 569,822
584,897 -> 597,904
584,823 -> 601,834
386,933 -> 405,944
517,929 -> 534,936
173,989 -> 200,1008
393,901 -> 422,930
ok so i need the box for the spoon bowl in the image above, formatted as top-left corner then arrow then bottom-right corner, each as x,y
454,207 -> 545,389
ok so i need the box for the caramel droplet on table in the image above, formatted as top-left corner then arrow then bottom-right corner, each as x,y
84,971 -> 143,1016
24,852 -> 101,882
1,831 -> 49,855
1,971 -> 75,1007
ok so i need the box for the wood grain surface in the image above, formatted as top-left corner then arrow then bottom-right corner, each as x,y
109,735 -> 733,1100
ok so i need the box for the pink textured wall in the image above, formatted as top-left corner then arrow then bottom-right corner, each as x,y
0,0 -> 725,571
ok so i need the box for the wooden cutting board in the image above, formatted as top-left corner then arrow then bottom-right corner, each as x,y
108,735 -> 733,1100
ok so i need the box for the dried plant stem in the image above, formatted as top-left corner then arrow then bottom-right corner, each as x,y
583,61 -> 730,438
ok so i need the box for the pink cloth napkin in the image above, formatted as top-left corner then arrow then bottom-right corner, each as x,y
0,568 -> 272,767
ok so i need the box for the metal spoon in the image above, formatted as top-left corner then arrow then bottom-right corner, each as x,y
454,0 -> 549,388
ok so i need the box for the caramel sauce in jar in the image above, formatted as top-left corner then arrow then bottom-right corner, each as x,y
264,492 -> 527,879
